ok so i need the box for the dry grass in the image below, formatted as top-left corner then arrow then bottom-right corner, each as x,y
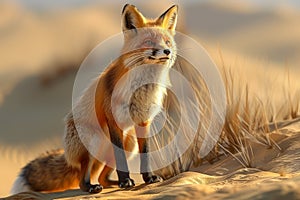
211,50 -> 300,168
153,50 -> 300,177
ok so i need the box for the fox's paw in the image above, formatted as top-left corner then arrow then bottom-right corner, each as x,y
144,175 -> 163,184
119,178 -> 135,188
88,184 -> 103,194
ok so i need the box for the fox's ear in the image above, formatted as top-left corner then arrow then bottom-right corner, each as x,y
122,4 -> 145,32
157,5 -> 178,31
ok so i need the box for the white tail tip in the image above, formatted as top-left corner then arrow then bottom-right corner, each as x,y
10,176 -> 31,195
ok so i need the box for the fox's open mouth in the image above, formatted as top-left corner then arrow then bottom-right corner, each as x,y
148,56 -> 170,61
159,57 -> 169,61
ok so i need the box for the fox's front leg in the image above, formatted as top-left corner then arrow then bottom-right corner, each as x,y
108,120 -> 135,188
136,125 -> 163,184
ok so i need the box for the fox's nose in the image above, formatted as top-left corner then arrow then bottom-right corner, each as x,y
163,49 -> 171,56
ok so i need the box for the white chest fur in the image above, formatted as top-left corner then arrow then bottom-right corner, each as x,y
111,64 -> 170,129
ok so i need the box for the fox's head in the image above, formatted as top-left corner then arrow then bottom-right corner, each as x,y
121,4 -> 178,67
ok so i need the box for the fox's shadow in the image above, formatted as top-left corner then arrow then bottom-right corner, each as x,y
4,185 -> 148,200
4,189 -> 93,200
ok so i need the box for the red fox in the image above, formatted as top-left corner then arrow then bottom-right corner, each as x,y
11,4 -> 178,194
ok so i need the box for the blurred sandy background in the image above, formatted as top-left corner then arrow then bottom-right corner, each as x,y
0,0 -> 300,198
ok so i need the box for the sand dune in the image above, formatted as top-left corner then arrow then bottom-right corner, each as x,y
4,123 -> 300,199
0,1 -> 300,199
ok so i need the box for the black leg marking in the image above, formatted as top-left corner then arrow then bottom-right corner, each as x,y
138,137 -> 163,184
108,122 -> 135,188
118,177 -> 135,188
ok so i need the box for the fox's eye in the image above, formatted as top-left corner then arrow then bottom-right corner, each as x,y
144,39 -> 155,47
165,40 -> 171,46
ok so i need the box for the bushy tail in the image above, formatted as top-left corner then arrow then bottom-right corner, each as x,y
11,149 -> 80,195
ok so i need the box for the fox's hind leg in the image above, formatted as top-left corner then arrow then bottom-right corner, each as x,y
98,165 -> 118,187
79,156 -> 103,193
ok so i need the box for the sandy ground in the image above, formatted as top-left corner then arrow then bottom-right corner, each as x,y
0,1 -> 300,199
4,122 -> 300,199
